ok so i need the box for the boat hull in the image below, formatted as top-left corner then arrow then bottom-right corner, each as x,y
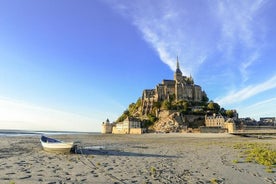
40,136 -> 74,153
41,141 -> 74,153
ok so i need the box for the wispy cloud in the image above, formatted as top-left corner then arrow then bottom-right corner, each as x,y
215,75 -> 276,105
238,97 -> 276,119
239,51 -> 260,82
214,0 -> 266,82
216,0 -> 265,49
107,0 -> 267,82
107,0 -> 218,75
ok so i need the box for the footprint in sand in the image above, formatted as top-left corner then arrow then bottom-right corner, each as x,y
0,177 -> 10,181
5,165 -> 13,169
5,172 -> 16,175
19,175 -> 32,179
37,173 -> 44,177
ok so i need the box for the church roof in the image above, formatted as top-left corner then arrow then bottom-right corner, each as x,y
176,68 -> 182,73
176,57 -> 182,74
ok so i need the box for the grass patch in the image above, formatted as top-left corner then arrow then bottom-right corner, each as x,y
150,166 -> 157,175
233,143 -> 276,171
265,166 -> 274,173
232,159 -> 240,164
88,155 -> 94,159
210,178 -> 218,184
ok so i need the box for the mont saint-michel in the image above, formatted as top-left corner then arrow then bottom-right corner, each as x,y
102,58 -> 240,134
141,59 -> 206,115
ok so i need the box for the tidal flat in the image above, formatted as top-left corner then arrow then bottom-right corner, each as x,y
0,133 -> 275,184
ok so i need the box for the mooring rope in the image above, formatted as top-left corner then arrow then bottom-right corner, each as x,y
75,143 -> 126,184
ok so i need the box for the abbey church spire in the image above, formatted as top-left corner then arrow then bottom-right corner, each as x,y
174,56 -> 182,81
175,56 -> 182,74
177,56 -> 180,69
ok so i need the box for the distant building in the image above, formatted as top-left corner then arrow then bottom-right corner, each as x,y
204,114 -> 236,133
112,117 -> 142,134
141,57 -> 206,115
205,114 -> 225,127
259,117 -> 276,126
224,118 -> 236,133
239,117 -> 257,126
102,117 -> 142,134
101,119 -> 113,134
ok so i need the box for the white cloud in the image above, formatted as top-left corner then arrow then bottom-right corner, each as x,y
215,0 -> 266,82
238,97 -> 276,119
107,0 -> 267,83
216,0 -> 265,49
239,51 -> 260,82
107,0 -> 216,75
215,75 -> 276,105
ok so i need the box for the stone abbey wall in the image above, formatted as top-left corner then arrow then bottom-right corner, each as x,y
141,60 -> 204,115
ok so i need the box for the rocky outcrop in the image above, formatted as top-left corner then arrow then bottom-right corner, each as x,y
148,110 -> 206,133
150,110 -> 187,133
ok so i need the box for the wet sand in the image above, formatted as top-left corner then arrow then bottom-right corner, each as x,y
0,133 -> 275,184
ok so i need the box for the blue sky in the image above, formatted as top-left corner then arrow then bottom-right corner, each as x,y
0,0 -> 275,132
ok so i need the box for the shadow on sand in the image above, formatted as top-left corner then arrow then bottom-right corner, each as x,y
73,146 -> 178,158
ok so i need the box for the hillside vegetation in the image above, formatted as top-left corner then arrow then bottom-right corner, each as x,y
116,97 -> 234,132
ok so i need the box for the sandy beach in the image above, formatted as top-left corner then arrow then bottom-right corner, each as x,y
0,133 -> 275,184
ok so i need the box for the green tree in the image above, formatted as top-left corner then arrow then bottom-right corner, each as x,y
151,101 -> 162,114
220,108 -> 226,116
128,103 -> 136,114
153,101 -> 161,110
169,94 -> 175,102
116,109 -> 129,122
147,113 -> 158,123
207,102 -> 220,113
202,92 -> 209,102
136,98 -> 142,107
161,100 -> 171,110
226,110 -> 234,118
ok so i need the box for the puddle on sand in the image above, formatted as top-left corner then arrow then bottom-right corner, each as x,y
84,146 -> 106,150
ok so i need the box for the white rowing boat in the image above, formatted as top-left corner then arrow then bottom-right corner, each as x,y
40,135 -> 74,153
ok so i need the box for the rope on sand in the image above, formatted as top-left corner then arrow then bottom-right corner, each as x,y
75,143 -> 126,184
79,146 -> 96,168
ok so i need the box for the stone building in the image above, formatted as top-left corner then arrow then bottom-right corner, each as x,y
101,119 -> 113,134
224,118 -> 236,133
141,58 -> 205,115
205,114 -> 225,127
112,117 -> 142,134
204,114 -> 236,133
259,117 -> 276,126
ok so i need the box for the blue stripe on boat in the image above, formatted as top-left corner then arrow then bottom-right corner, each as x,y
41,135 -> 61,143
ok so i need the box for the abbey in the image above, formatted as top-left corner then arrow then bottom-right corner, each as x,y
141,58 -> 206,115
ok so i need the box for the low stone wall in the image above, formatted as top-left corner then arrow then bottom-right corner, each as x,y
129,128 -> 142,134
112,128 -> 129,134
243,126 -> 276,130
112,128 -> 142,134
199,126 -> 226,133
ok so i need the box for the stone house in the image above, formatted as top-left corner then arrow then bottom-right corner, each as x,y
204,114 -> 236,133
112,117 -> 142,134
205,114 -> 225,127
